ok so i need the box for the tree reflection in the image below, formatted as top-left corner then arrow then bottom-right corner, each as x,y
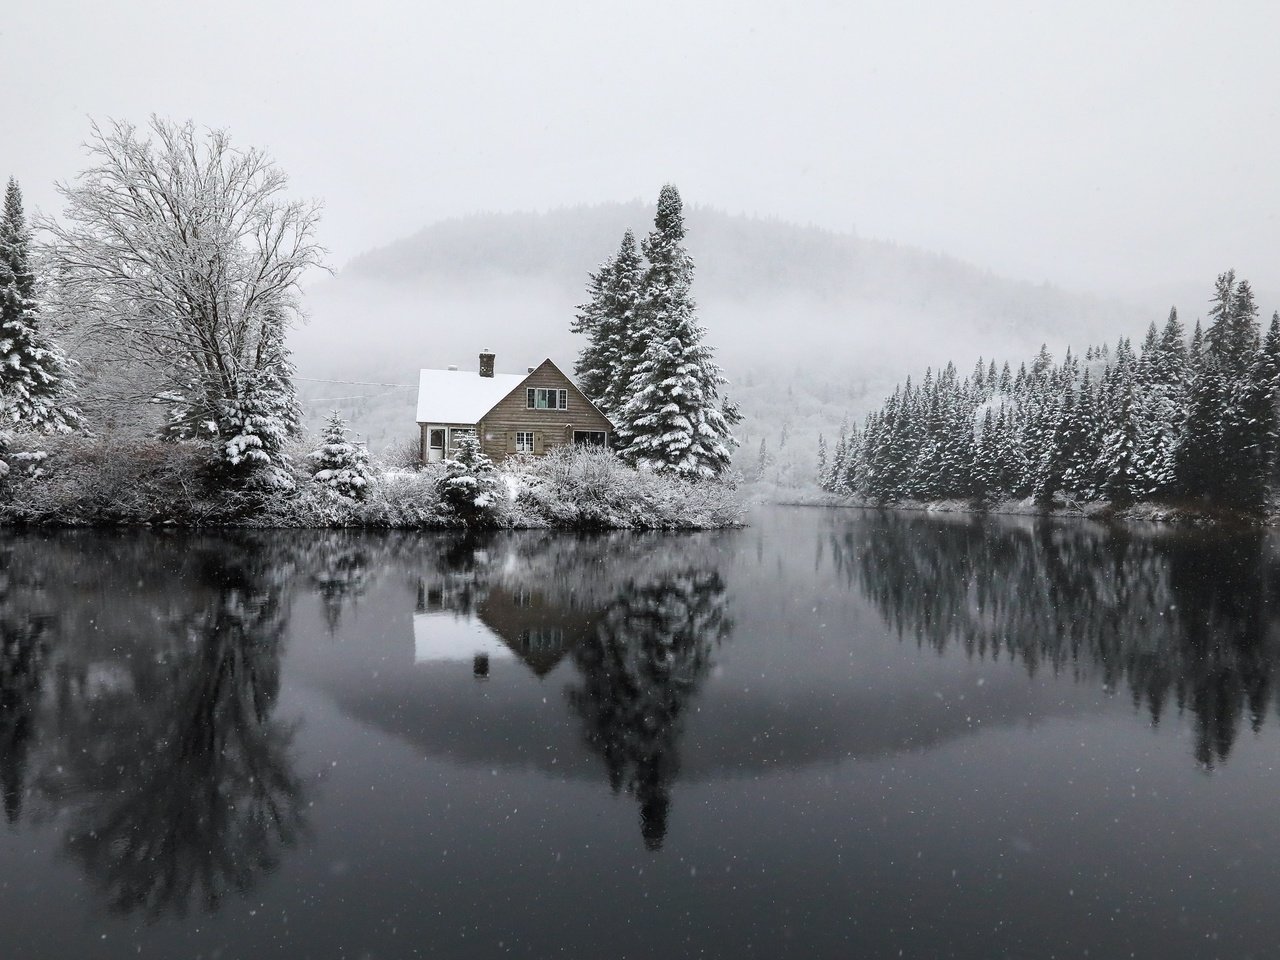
567,568 -> 730,850
35,538 -> 307,919
841,513 -> 1280,767
0,617 -> 46,824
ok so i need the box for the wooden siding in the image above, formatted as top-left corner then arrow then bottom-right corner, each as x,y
477,360 -> 613,462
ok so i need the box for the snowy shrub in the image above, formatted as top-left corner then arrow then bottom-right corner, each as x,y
0,435 -> 742,530
308,411 -> 371,500
512,445 -> 742,529
384,434 -> 425,472
0,433 -> 220,524
436,435 -> 504,527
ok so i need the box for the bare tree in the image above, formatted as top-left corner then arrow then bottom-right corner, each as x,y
42,117 -> 325,485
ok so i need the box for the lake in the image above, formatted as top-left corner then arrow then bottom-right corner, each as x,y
1,506 -> 1278,959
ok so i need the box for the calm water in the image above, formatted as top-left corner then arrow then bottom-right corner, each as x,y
2,507 -> 1279,959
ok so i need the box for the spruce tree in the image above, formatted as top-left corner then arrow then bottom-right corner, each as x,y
570,247 -> 616,405
437,434 -> 502,525
308,411 -> 371,500
0,178 -> 81,435
617,185 -> 736,477
572,230 -> 643,414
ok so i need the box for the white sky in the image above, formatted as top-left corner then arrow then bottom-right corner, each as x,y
6,0 -> 1280,300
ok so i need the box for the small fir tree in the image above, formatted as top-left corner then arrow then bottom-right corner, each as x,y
308,411 -> 371,500
437,434 -> 503,525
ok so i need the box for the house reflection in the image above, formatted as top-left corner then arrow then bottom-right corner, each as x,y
412,586 -> 587,679
404,534 -> 731,848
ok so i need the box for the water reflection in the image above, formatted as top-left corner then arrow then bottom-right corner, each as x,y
567,568 -> 729,849
839,512 -> 1280,767
405,532 -> 731,847
5,512 -> 1280,950
0,548 -> 50,824
1,536 -> 307,920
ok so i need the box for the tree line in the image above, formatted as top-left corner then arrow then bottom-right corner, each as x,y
820,271 -> 1280,511
570,184 -> 740,478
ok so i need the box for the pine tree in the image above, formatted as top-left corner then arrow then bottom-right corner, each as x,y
570,247 -> 616,405
308,411 -> 371,500
755,436 -> 772,481
437,434 -> 502,525
1251,312 -> 1280,489
816,434 -> 828,488
572,230 -> 643,414
0,178 -> 81,436
617,185 -> 737,477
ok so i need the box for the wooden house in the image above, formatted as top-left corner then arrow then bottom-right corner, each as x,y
416,350 -> 614,463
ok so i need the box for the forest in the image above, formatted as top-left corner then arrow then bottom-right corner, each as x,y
821,271 -> 1280,514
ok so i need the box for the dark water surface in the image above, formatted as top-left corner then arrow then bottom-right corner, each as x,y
2,507 -> 1280,959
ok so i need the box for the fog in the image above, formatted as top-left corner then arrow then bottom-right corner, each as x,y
9,1 -> 1280,298
9,1 -> 1280,456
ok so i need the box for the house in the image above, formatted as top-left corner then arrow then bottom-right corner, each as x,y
416,350 -> 614,463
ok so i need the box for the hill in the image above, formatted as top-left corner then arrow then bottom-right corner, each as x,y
293,203 -> 1149,468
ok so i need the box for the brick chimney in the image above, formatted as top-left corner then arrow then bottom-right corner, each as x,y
479,349 -> 495,378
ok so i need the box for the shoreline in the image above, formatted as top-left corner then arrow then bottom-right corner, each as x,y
759,491 -> 1273,528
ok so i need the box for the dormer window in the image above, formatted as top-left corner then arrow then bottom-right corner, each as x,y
527,388 -> 567,410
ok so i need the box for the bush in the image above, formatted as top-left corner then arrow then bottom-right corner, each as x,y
510,445 -> 743,529
0,435 -> 743,530
0,433 -> 226,525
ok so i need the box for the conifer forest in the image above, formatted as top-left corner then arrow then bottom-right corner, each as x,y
820,271 -> 1280,514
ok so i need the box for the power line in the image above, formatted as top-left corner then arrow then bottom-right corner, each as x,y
295,376 -> 417,388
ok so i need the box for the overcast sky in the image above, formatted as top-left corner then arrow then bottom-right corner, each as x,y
6,0 -> 1279,301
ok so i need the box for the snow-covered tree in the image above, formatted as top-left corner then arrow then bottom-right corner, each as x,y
308,411 -> 371,500
0,177 -> 81,438
572,230 -> 643,414
616,186 -> 737,477
437,434 -> 503,525
43,118 -> 322,486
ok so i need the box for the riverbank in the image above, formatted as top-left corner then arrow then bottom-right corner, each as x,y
0,437 -> 744,530
752,481 -> 1273,527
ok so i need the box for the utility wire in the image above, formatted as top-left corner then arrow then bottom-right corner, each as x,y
295,376 -> 417,388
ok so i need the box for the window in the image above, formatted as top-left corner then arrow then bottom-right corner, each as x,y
518,628 -> 565,653
515,431 -> 535,453
448,427 -> 475,448
573,430 -> 607,448
526,387 -> 567,410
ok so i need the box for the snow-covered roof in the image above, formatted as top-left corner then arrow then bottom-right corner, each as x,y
415,368 -> 529,424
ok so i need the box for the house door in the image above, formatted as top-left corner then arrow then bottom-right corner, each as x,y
427,427 -> 446,462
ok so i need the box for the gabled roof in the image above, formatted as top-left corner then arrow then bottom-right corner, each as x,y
415,368 -> 528,423
416,358 -> 615,428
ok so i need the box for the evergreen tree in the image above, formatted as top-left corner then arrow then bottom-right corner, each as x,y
308,411 -> 371,500
755,437 -> 772,481
0,177 -> 81,436
437,434 -> 502,525
617,186 -> 736,477
572,230 -> 643,413
816,434 -> 828,488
